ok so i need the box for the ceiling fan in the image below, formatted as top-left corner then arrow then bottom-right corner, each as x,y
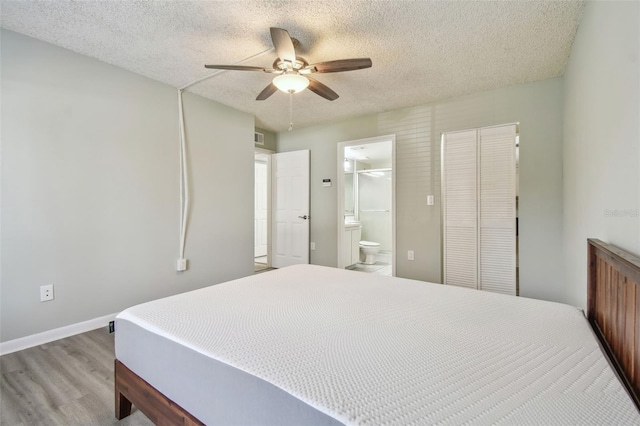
204,27 -> 372,101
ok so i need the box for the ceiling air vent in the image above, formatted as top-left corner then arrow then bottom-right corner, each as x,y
254,132 -> 265,146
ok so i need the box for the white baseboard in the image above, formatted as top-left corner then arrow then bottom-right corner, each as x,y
0,312 -> 118,356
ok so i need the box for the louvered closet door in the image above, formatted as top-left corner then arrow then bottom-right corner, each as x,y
443,130 -> 478,289
479,125 -> 516,294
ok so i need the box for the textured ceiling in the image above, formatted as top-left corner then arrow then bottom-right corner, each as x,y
1,1 -> 584,132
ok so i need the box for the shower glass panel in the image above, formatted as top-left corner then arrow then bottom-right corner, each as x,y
358,169 -> 392,251
344,173 -> 354,216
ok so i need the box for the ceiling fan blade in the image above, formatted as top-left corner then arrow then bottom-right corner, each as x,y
204,65 -> 267,71
256,83 -> 278,101
270,27 -> 296,64
307,77 -> 339,101
307,58 -> 372,74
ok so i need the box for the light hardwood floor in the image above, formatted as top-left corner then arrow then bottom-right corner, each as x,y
1,327 -> 152,425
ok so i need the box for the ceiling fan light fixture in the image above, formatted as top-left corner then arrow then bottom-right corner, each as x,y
273,73 -> 309,94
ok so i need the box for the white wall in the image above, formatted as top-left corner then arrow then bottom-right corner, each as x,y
563,1 -> 640,308
1,30 -> 255,342
278,78 -> 565,303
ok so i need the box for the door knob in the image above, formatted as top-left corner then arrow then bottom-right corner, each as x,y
298,215 -> 309,220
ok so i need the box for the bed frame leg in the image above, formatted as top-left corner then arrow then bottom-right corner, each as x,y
116,389 -> 132,419
115,359 -> 132,419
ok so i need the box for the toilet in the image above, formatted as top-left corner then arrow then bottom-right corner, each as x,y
359,241 -> 380,265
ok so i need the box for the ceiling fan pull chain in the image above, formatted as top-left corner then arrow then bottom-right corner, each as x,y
288,92 -> 294,131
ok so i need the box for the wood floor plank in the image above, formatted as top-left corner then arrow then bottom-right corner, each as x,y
1,328 -> 153,426
0,351 -> 24,374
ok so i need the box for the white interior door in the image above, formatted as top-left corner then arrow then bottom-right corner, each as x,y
442,124 -> 517,294
254,160 -> 268,257
443,129 -> 478,289
479,125 -> 516,295
271,150 -> 310,268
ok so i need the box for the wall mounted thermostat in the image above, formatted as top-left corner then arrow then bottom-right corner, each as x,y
322,179 -> 332,187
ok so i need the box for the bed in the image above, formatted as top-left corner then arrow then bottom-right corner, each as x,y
114,239 -> 640,425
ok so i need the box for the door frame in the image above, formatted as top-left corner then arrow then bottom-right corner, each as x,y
255,147 -> 274,267
336,135 -> 396,275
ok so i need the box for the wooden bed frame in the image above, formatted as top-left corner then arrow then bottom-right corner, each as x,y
114,238 -> 640,424
588,238 -> 640,409
115,359 -> 204,425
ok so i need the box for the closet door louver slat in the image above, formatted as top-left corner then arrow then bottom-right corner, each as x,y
443,130 -> 478,289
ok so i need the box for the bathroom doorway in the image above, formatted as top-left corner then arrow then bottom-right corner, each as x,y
337,135 -> 396,276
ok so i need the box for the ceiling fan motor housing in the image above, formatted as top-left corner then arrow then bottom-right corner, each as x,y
273,57 -> 309,73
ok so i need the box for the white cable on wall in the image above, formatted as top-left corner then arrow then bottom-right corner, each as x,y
175,47 -> 273,271
177,89 -> 189,270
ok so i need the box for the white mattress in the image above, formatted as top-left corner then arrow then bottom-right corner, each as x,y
116,264 -> 640,425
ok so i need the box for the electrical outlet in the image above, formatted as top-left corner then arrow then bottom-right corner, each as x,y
427,195 -> 434,206
177,258 -> 187,271
310,242 -> 316,250
40,284 -> 54,302
408,250 -> 415,261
